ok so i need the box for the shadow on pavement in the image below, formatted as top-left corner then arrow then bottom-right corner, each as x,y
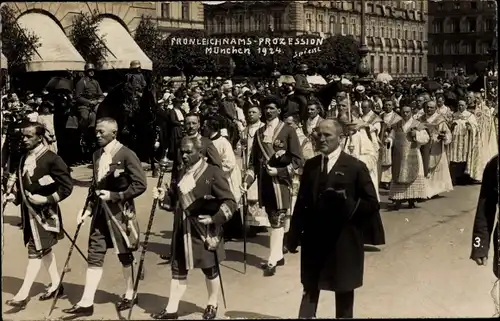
224,310 -> 280,319
224,249 -> 263,269
379,201 -> 393,211
363,245 -> 382,252
71,179 -> 92,188
135,292 -> 204,316
148,230 -> 173,240
142,241 -> 169,258
2,215 -> 22,227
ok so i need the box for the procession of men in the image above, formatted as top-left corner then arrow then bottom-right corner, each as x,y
2,59 -> 499,319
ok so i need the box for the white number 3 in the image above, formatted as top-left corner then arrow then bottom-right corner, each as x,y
473,237 -> 481,248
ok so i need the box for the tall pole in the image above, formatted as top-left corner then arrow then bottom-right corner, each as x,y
357,0 -> 372,84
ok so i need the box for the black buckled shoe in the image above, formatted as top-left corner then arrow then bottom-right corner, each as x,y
160,254 -> 171,263
5,297 -> 30,310
263,264 -> 277,276
151,308 -> 178,320
260,257 -> 285,269
62,304 -> 94,317
116,295 -> 138,312
39,285 -> 64,301
202,305 -> 218,320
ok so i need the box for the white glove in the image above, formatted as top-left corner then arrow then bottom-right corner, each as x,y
152,187 -> 166,200
77,209 -> 92,225
4,193 -> 16,203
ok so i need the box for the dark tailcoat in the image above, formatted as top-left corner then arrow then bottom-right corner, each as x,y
471,154 -> 499,278
162,160 -> 237,270
246,121 -> 303,210
15,146 -> 73,251
86,141 -> 147,255
288,152 -> 380,292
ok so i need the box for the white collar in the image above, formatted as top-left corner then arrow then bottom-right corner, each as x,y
266,117 -> 279,128
322,145 -> 342,162
186,158 -> 203,174
28,143 -> 45,156
103,139 -> 118,154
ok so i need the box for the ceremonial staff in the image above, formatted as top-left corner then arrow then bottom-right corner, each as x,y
346,93 -> 355,154
127,155 -> 169,320
48,191 -> 94,316
241,146 -> 248,274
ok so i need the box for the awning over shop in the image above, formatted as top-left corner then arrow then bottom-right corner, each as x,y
96,17 -> 152,70
16,12 -> 86,72
1,52 -> 7,69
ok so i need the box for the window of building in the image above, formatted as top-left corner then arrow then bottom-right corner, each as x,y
411,57 -> 415,73
404,56 -> 408,73
370,55 -> 375,73
461,42 -> 471,54
274,12 -> 282,31
374,26 -> 378,37
388,56 -> 392,74
418,57 -> 423,73
438,3 -> 444,11
470,1 -> 477,9
351,18 -> 356,35
412,30 -> 416,40
397,25 -> 401,38
381,26 -> 385,38
237,15 -> 244,33
379,56 -> 384,73
329,16 -> 336,34
452,18 -> 460,33
396,56 -> 400,73
485,19 -> 495,32
181,1 -> 190,20
404,29 -> 408,39
419,31 -> 423,40
454,2 -> 460,9
433,20 -> 443,33
487,1 -> 494,8
451,42 -> 459,54
217,17 -> 225,33
161,3 -> 170,19
306,13 -> 312,32
341,17 -> 347,35
255,14 -> 263,31
318,14 -> 324,33
471,41 -> 476,54
467,18 -> 477,32
389,27 -> 393,38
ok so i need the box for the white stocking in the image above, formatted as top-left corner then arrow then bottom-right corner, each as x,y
42,252 -> 60,292
268,227 -> 284,265
205,276 -> 220,307
122,266 -> 135,300
13,258 -> 42,301
165,278 -> 187,313
78,267 -> 103,307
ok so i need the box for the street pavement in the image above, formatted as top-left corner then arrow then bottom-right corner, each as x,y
2,164 -> 498,319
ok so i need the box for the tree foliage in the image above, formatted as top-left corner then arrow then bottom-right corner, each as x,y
164,29 -> 213,83
134,15 -> 169,77
1,6 -> 41,71
69,10 -> 108,68
313,35 -> 360,77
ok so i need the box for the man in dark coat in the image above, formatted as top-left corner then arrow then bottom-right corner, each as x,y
243,95 -> 303,276
471,154 -> 498,278
294,63 -> 312,121
4,121 -> 73,309
150,136 -> 237,320
287,119 -> 380,318
160,112 -> 223,263
63,117 -> 147,317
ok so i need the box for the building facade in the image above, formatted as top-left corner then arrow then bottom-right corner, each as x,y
204,0 -> 428,78
428,0 -> 497,78
156,1 -> 205,37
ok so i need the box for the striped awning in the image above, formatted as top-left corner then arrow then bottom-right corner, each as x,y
16,12 -> 86,71
96,17 -> 153,70
1,52 -> 7,70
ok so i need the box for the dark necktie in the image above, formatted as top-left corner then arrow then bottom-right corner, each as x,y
318,155 -> 329,193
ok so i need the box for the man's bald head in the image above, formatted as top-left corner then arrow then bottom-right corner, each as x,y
315,119 -> 342,155
96,117 -> 118,131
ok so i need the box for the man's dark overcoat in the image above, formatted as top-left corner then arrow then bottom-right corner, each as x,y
471,154 -> 498,278
288,151 -> 380,292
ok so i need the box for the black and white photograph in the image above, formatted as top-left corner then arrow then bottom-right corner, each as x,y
1,0 -> 498,319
